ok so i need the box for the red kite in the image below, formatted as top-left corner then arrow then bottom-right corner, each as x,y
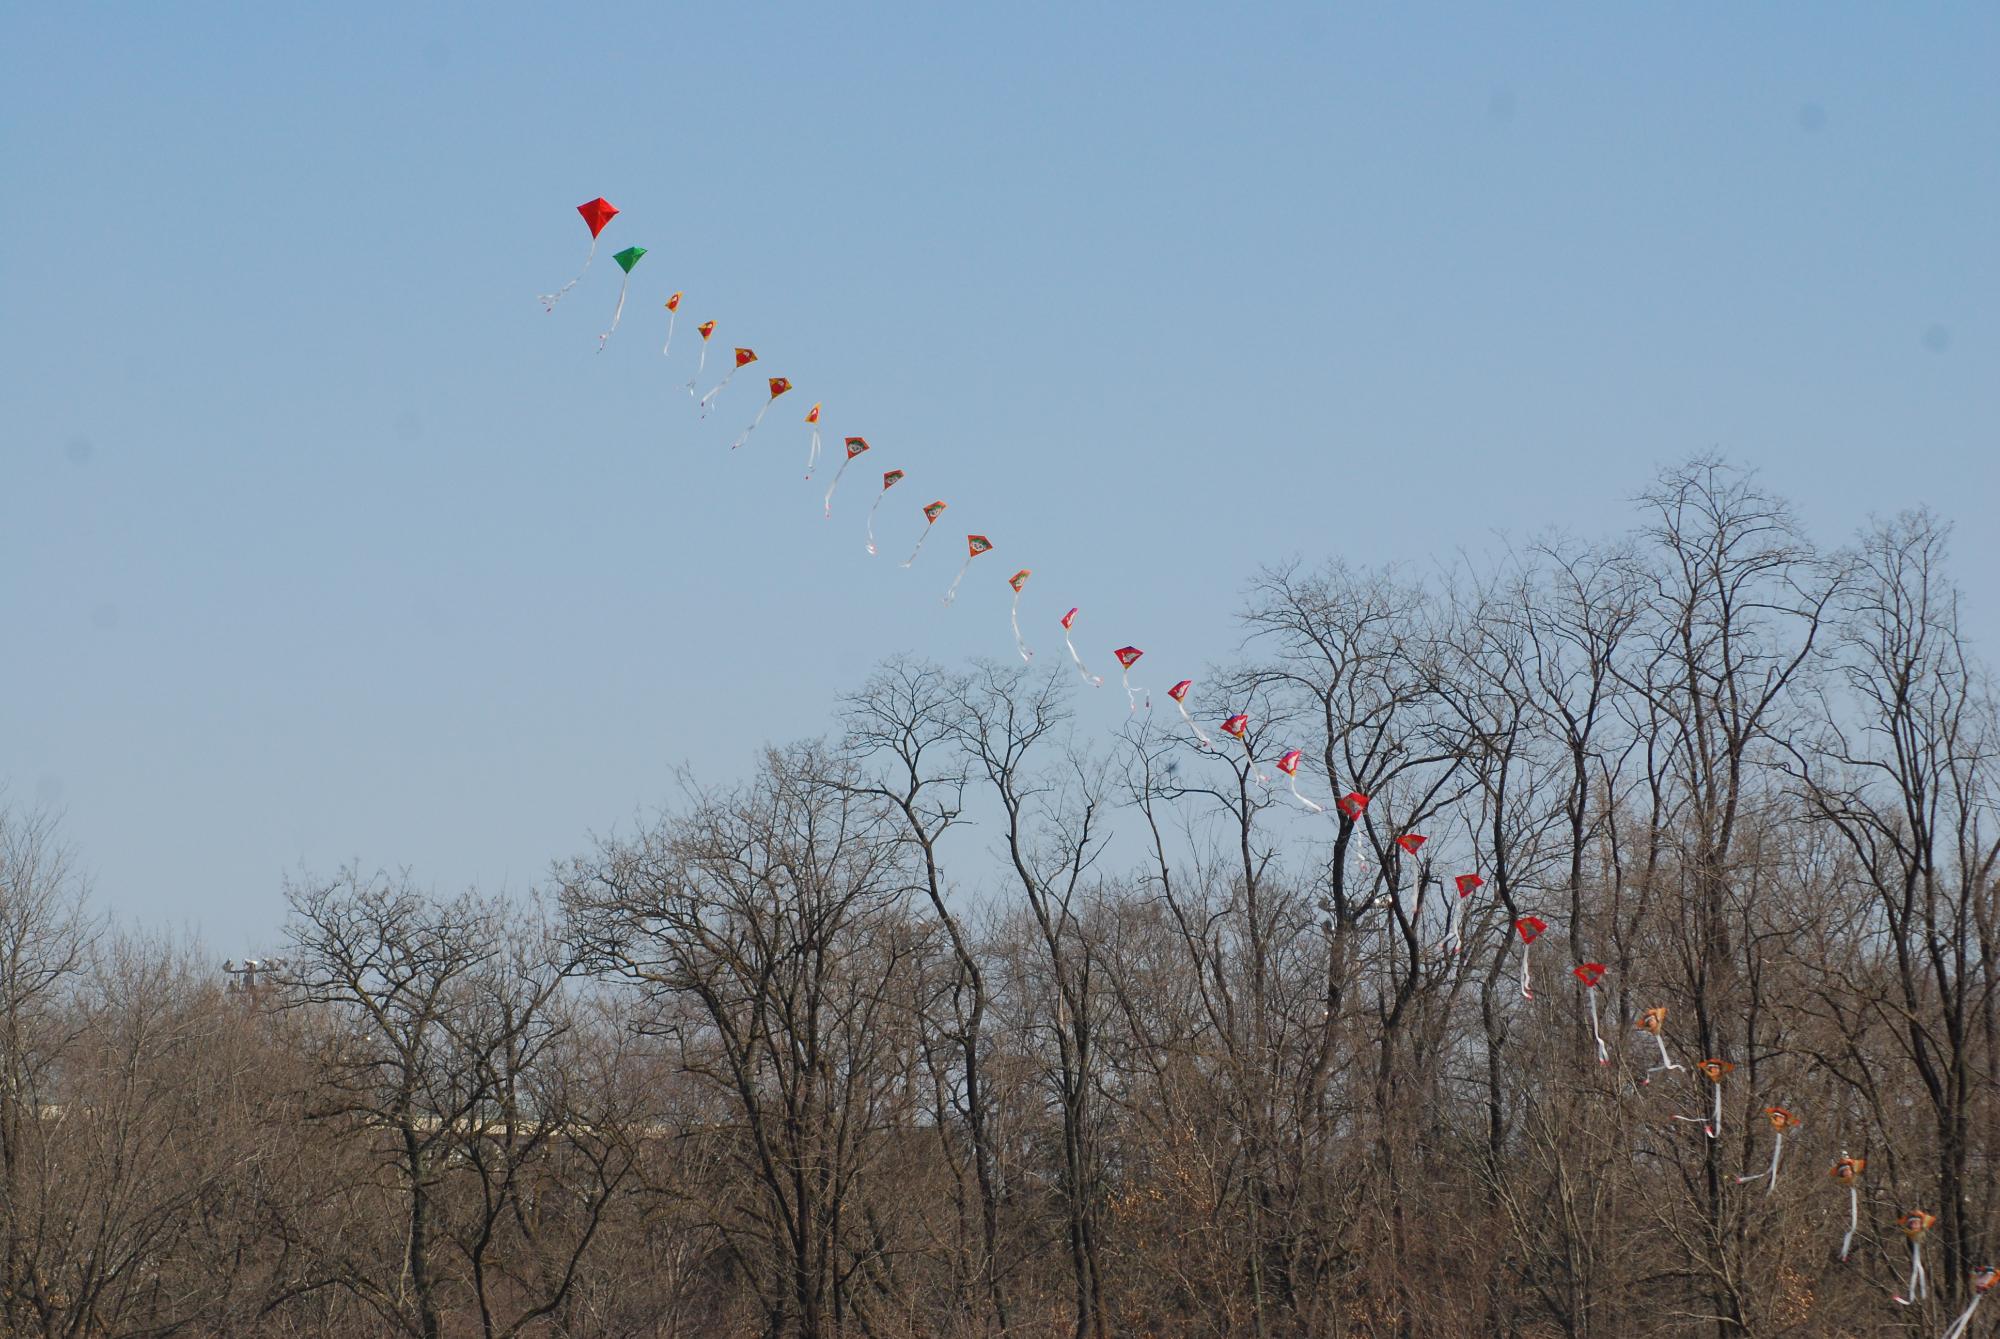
1832,1155 -> 1866,1259
1112,647 -> 1147,712
661,290 -> 683,358
900,500 -> 947,568
1895,1210 -> 1938,1304
1338,792 -> 1370,820
687,320 -> 718,396
1396,834 -> 1426,856
730,376 -> 793,451
1275,749 -> 1325,813
1166,680 -> 1212,747
1675,1059 -> 1735,1138
1455,873 -> 1484,898
540,196 -> 619,311
1060,608 -> 1104,687
1947,1265 -> 1998,1336
823,436 -> 869,517
1514,916 -> 1548,999
865,469 -> 906,554
802,402 -> 823,479
1008,570 -> 1034,662
1737,1106 -> 1802,1192
943,534 -> 993,606
698,347 -> 757,417
1635,1005 -> 1684,1080
1573,962 -> 1609,1061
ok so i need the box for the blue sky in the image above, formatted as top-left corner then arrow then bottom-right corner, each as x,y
3,4 -> 1994,944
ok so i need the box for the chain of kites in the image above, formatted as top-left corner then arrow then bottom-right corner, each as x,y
542,198 -> 1996,1329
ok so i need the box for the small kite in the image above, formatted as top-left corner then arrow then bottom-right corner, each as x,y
1009,570 -> 1035,662
1337,792 -> 1370,821
1514,916 -> 1547,999
824,436 -> 869,517
944,535 -> 992,606
1830,1155 -> 1866,1260
1635,1006 -> 1684,1080
731,376 -> 792,450
865,469 -> 905,554
1396,833 -> 1427,856
1275,750 -> 1325,813
540,197 -> 617,312
1672,1058 -> 1733,1138
1167,680 -> 1212,748
1735,1106 -> 1800,1193
1893,1209 -> 1936,1305
1572,961 -> 1610,1063
1941,1264 -> 1998,1339
900,500 -> 947,567
660,291 -> 682,357
1061,609 -> 1104,687
1219,713 -> 1268,783
686,321 -> 717,397
596,247 -> 647,352
1443,872 -> 1483,957
802,403 -> 823,479
1112,646 -> 1147,712
700,347 -> 757,417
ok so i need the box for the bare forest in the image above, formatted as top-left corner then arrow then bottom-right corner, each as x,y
6,458 -> 1998,1339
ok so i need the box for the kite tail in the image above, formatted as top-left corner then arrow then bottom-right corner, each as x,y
1011,593 -> 1035,662
1063,628 -> 1104,687
1120,667 -> 1148,713
686,343 -> 709,397
1646,1033 -> 1685,1082
1894,1241 -> 1927,1304
943,556 -> 972,606
1520,940 -> 1534,1001
824,461 -> 850,518
1942,1293 -> 1981,1339
1440,897 -> 1464,957
1286,773 -> 1325,814
596,272 -> 632,352
1840,1183 -> 1858,1261
1736,1133 -> 1781,1188
900,525 -> 934,569
1172,700 -> 1212,748
731,399 -> 774,451
1707,1083 -> 1722,1139
805,428 -> 822,480
698,369 -> 735,417
865,493 -> 888,554
539,235 -> 598,312
1587,990 -> 1609,1064
1238,739 -> 1270,786
661,310 -> 677,358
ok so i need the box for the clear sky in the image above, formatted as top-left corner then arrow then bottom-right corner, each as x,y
4,4 -> 1995,946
